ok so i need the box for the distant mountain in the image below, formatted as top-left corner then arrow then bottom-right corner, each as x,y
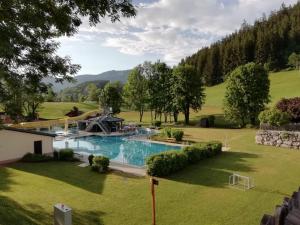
44,69 -> 131,92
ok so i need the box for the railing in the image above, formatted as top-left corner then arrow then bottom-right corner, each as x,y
85,114 -> 111,134
10,110 -> 99,129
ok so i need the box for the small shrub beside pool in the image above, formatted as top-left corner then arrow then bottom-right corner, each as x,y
146,141 -> 222,177
91,156 -> 110,173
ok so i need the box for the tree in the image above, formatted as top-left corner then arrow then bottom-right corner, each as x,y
87,83 -> 100,102
99,81 -> 123,114
0,0 -> 136,121
182,3 -> 300,85
23,81 -> 47,120
173,64 -> 205,125
147,61 -> 173,122
223,63 -> 270,127
288,52 -> 300,69
123,68 -> 149,122
78,94 -> 86,103
0,73 -> 24,122
45,85 -> 56,102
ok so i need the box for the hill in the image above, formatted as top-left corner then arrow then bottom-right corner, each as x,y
182,3 -> 300,86
44,69 -> 131,92
56,79 -> 110,102
204,70 -> 300,108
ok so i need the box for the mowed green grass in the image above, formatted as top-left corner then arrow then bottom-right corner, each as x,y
1,128 -> 300,225
39,102 -> 99,119
1,70 -> 300,225
205,69 -> 300,108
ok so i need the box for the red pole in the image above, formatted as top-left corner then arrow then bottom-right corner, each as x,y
150,178 -> 159,225
151,180 -> 156,225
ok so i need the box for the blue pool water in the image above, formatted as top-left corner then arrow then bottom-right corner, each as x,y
53,135 -> 181,167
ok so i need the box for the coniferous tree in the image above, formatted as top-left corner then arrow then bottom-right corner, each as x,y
183,2 -> 300,86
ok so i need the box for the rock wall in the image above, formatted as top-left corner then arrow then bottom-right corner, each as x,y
256,130 -> 300,149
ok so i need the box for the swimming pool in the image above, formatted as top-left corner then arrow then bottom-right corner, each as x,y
53,135 -> 181,167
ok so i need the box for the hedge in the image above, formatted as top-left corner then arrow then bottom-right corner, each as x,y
146,151 -> 188,176
58,148 -> 74,161
21,153 -> 52,162
184,141 -> 222,163
146,141 -> 222,176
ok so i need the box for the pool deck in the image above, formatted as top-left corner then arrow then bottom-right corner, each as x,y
76,153 -> 146,177
109,162 -> 146,177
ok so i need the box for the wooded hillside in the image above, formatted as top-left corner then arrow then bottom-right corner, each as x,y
182,3 -> 300,86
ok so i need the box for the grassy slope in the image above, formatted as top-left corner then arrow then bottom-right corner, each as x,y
1,129 -> 300,225
204,70 -> 300,108
39,102 -> 98,119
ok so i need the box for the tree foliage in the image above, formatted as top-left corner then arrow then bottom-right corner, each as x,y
183,3 -> 300,86
288,52 -> 300,69
87,83 -> 100,102
0,0 -> 136,121
123,67 -> 149,122
99,81 -> 123,114
172,64 -> 205,124
224,63 -> 270,127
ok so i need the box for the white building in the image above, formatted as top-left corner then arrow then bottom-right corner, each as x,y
0,127 -> 55,164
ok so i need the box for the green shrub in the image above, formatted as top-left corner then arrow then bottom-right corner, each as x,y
146,150 -> 188,177
183,141 -> 222,163
183,145 -> 207,163
59,149 -> 74,161
147,141 -> 223,177
207,141 -> 223,155
259,108 -> 290,126
153,120 -> 162,127
163,127 -> 172,138
88,154 -> 94,166
92,156 -> 110,173
21,153 -> 52,162
172,130 -> 184,141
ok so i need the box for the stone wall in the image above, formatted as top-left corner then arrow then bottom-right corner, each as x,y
256,130 -> 300,149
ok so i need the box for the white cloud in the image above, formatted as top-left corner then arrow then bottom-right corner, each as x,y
60,0 -> 298,65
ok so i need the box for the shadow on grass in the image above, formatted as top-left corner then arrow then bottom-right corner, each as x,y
9,162 -> 107,194
0,167 -> 16,191
0,196 -> 50,225
167,151 -> 258,188
0,195 -> 105,225
190,114 -> 240,129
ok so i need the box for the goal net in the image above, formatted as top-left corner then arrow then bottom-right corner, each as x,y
229,174 -> 254,190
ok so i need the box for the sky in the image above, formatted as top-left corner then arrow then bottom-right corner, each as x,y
57,0 -> 298,75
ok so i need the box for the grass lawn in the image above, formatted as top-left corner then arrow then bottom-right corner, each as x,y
1,70 -> 300,224
1,128 -> 300,225
205,70 -> 300,108
38,102 -> 99,119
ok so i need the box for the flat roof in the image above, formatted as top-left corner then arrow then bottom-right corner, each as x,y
3,127 -> 56,137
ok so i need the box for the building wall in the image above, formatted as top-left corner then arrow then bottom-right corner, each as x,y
0,130 -> 54,164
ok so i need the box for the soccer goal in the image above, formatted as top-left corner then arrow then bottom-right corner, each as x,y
229,173 -> 254,190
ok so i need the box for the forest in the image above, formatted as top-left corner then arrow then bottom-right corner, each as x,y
182,3 -> 300,86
